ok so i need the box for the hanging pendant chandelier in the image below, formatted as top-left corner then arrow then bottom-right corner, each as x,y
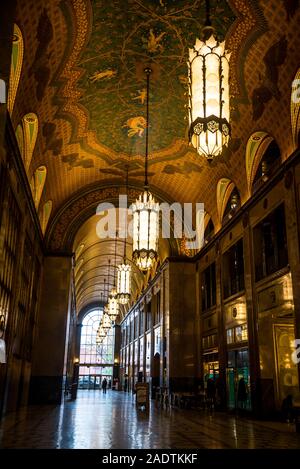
108,287 -> 119,322
117,262 -> 131,305
96,324 -> 106,344
101,310 -> 111,331
108,253 -> 119,323
117,167 -> 131,304
187,0 -> 231,161
132,67 -> 159,271
96,335 -> 102,345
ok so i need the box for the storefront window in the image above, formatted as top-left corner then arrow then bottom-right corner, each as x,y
201,262 -> 216,311
222,239 -> 245,299
203,359 -> 219,382
236,324 -> 248,342
227,328 -> 234,344
226,324 -> 248,344
154,327 -> 161,355
253,203 -> 288,281
139,309 -> 144,336
202,334 -> 217,349
145,332 -> 151,380
139,339 -> 144,372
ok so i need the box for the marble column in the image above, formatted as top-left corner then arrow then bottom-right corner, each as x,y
168,261 -> 197,392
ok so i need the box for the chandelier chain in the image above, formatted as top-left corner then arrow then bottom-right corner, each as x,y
144,67 -> 151,190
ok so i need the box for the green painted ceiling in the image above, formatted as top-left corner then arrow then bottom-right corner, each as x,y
77,0 -> 236,156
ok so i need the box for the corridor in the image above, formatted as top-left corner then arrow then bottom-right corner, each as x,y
1,391 -> 300,449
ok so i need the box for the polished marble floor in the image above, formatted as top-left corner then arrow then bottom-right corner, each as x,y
0,390 -> 300,449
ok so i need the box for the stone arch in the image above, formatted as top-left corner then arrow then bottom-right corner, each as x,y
245,131 -> 275,194
216,178 -> 235,225
45,182 -> 181,255
7,24 -> 24,114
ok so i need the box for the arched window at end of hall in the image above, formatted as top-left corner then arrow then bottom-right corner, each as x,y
79,309 -> 114,389
7,24 -> 24,115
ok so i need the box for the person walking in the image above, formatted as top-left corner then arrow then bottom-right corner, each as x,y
237,377 -> 248,410
102,377 -> 108,394
206,378 -> 216,411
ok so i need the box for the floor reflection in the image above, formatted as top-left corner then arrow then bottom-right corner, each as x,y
0,390 -> 300,449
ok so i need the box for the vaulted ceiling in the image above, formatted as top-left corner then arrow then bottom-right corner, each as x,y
73,210 -> 172,313
10,0 -> 300,310
12,0 -> 296,238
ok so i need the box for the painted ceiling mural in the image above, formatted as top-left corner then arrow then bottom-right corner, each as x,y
53,0 -> 260,170
75,0 -> 236,156
14,0 -> 298,250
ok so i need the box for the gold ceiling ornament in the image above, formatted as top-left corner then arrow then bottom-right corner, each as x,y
188,0 -> 231,161
117,168 -> 131,305
132,67 -> 159,272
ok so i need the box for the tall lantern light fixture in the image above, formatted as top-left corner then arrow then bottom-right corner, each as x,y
100,287 -> 112,332
187,0 -> 231,161
132,67 -> 159,271
101,308 -> 111,332
117,167 -> 131,305
108,243 -> 119,323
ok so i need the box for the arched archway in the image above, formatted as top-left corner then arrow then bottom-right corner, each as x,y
216,178 -> 240,227
245,132 -> 281,195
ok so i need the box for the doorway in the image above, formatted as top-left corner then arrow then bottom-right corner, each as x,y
78,374 -> 112,390
226,349 -> 251,410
